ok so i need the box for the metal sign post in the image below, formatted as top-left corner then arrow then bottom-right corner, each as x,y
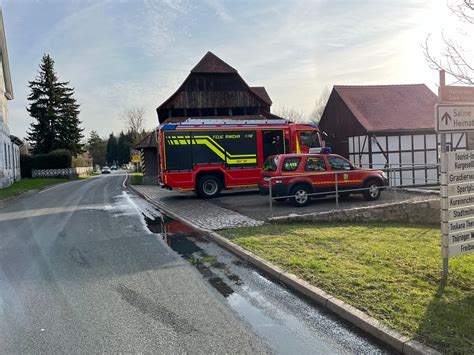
440,133 -> 449,277
437,70 -> 474,277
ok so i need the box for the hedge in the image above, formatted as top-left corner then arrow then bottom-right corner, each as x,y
20,150 -> 72,178
20,154 -> 33,178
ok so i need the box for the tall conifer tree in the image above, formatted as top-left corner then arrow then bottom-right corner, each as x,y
106,133 -> 118,165
27,54 -> 83,154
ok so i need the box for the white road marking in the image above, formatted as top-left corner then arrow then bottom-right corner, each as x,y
0,204 -> 112,222
122,172 -> 129,189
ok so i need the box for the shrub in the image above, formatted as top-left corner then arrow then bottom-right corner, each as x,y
32,149 -> 72,169
72,155 -> 92,167
20,150 -> 73,178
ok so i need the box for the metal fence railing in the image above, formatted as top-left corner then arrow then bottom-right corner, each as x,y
267,164 -> 440,215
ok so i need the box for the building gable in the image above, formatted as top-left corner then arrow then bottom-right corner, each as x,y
157,52 -> 272,123
319,89 -> 367,157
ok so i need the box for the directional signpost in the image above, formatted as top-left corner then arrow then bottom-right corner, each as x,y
435,75 -> 474,276
436,75 -> 474,276
436,104 -> 474,132
439,85 -> 474,103
440,151 -> 474,261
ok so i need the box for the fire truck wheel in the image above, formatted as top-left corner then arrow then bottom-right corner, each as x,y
362,179 -> 381,201
197,175 -> 222,198
290,185 -> 311,207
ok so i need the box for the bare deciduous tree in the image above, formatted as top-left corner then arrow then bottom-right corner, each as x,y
121,106 -> 146,135
423,1 -> 474,84
274,106 -> 306,122
310,86 -> 331,122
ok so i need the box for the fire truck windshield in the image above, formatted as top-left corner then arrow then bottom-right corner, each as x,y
300,131 -> 320,148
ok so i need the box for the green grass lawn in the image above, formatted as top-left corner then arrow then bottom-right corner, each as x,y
129,172 -> 143,185
0,178 -> 69,200
222,223 -> 474,354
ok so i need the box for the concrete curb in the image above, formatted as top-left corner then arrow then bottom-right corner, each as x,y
129,185 -> 441,355
400,188 -> 439,195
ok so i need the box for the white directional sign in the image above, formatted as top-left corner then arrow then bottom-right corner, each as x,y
445,195 -> 474,209
448,242 -> 474,257
445,151 -> 474,172
436,104 -> 474,132
447,205 -> 474,220
446,217 -> 474,234
441,149 -> 474,258
446,181 -> 474,197
446,229 -> 474,245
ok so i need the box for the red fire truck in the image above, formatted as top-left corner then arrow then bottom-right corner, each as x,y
158,118 -> 323,198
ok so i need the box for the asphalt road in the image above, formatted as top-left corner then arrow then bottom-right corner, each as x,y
0,173 -> 270,353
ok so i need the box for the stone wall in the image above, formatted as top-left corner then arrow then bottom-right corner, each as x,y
270,198 -> 440,225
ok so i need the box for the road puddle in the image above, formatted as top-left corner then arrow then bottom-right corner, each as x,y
143,213 -> 390,354
144,214 -> 241,298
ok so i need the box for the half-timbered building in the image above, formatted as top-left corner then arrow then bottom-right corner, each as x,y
319,84 -> 467,186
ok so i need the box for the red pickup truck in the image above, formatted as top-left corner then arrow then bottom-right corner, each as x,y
259,153 -> 388,206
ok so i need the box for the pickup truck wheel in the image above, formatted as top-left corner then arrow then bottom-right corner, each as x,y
363,180 -> 381,201
197,175 -> 222,198
290,185 -> 311,207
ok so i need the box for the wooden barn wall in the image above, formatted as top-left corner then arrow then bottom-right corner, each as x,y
319,91 -> 367,158
162,73 -> 266,109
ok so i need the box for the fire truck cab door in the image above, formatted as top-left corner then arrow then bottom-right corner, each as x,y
262,130 -> 285,160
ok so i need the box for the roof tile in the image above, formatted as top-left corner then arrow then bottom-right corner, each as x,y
334,84 -> 438,133
191,51 -> 237,73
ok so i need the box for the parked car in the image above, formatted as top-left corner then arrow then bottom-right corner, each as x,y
259,152 -> 388,207
110,165 -> 118,170
101,166 -> 111,174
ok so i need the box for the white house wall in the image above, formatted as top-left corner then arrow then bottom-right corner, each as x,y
0,123 -> 20,188
348,133 -> 468,186
0,59 -> 19,188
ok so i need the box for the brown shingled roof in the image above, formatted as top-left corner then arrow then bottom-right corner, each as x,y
191,51 -> 237,73
250,86 -> 272,105
133,130 -> 157,149
334,84 -> 438,133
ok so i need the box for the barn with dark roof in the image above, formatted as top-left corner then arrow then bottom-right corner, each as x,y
156,51 -> 274,123
319,84 -> 468,186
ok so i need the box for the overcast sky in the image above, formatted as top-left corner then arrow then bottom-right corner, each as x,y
2,0 -> 466,139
